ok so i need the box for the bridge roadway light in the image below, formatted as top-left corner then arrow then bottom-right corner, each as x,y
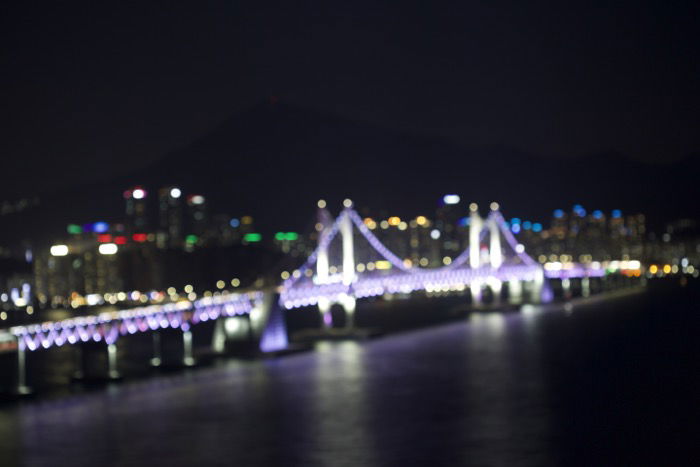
469,203 -> 478,212
170,187 -> 181,198
343,199 -> 353,208
490,202 -> 499,211
317,199 -> 326,208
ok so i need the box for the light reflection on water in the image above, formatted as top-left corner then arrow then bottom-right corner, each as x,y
1,284 -> 695,466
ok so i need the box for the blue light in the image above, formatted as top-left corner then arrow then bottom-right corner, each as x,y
230,218 -> 240,228
511,223 -> 521,234
593,210 -> 603,219
523,221 -> 532,230
92,222 -> 109,233
612,209 -> 622,218
553,209 -> 564,218
511,217 -> 521,224
532,223 -> 543,232
457,217 -> 470,227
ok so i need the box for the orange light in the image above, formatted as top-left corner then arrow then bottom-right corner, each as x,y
416,216 -> 427,226
388,216 -> 401,226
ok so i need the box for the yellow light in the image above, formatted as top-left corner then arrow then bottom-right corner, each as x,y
231,278 -> 240,287
649,265 -> 658,274
388,216 -> 401,226
216,280 -> 225,289
375,260 -> 391,270
442,256 -> 452,265
663,264 -> 671,274
281,271 -> 290,280
241,216 -> 253,225
416,216 -> 427,226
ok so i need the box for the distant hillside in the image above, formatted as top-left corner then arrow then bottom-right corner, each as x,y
2,100 -> 698,246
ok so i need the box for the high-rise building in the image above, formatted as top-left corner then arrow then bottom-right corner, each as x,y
158,186 -> 184,248
124,186 -> 149,234
435,194 -> 464,257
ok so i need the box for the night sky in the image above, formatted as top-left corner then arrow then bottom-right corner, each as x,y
2,1 -> 699,200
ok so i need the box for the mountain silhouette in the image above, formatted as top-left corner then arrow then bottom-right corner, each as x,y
2,100 -> 698,246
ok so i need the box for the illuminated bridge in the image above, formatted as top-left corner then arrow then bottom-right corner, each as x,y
1,202 -> 605,394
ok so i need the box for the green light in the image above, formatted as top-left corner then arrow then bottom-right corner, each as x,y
67,224 -> 82,234
244,233 -> 262,242
274,232 -> 298,241
186,234 -> 198,244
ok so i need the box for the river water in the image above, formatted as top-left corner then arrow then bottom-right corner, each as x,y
0,279 -> 698,466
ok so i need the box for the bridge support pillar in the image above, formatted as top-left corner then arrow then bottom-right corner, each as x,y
487,277 -> 502,305
150,331 -> 162,367
532,268 -> 552,303
340,294 -> 356,329
581,277 -> 590,297
73,345 -> 84,380
72,341 -> 121,381
212,319 -> 225,354
470,280 -> 482,305
561,278 -> 572,300
259,292 -> 289,353
508,279 -> 523,304
318,298 -> 333,329
107,343 -> 120,379
14,342 -> 32,395
182,329 -> 195,367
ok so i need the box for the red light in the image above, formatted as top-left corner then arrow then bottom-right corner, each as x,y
132,233 -> 147,243
123,190 -> 132,199
114,236 -> 127,245
97,234 -> 112,243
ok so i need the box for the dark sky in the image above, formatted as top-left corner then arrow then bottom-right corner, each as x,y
2,1 -> 699,198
